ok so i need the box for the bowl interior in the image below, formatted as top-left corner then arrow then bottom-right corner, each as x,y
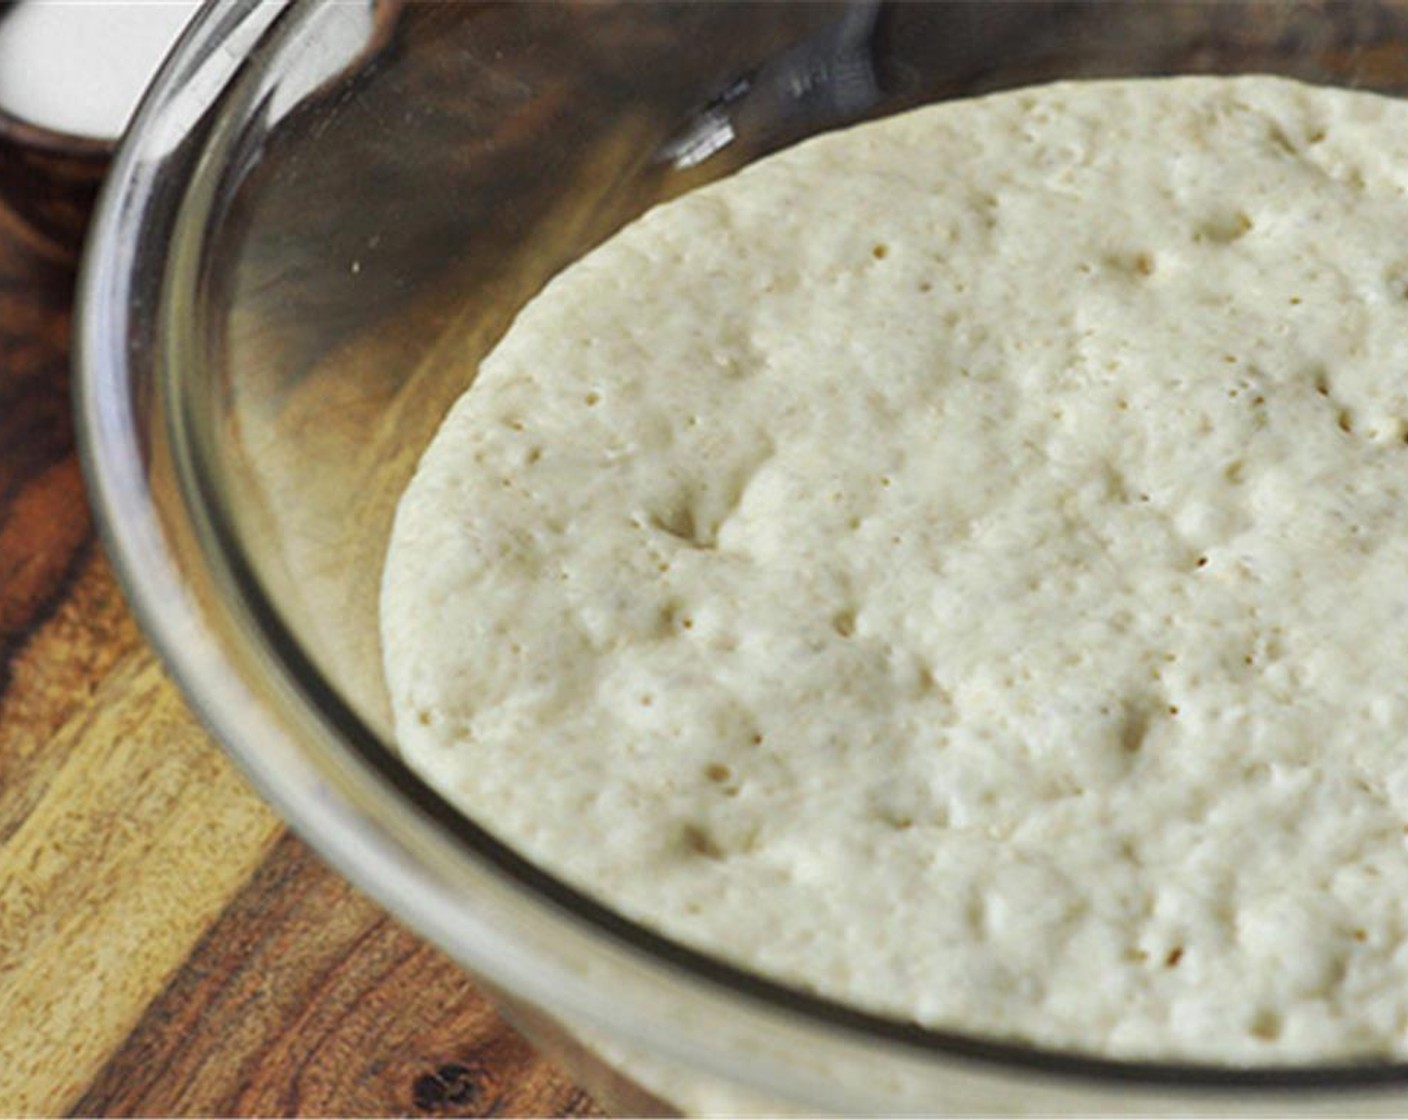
184,0 -> 1408,746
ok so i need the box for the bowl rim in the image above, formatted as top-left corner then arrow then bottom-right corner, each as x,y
74,0 -> 1408,1107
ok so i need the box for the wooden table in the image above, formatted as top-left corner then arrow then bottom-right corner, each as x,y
0,169 -> 598,1118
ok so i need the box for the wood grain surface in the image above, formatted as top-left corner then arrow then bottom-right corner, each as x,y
0,172 -> 599,1118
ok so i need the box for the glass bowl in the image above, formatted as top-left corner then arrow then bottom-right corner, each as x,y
76,1 -> 1408,1113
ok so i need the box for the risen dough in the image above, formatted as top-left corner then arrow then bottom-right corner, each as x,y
381,76 -> 1408,1062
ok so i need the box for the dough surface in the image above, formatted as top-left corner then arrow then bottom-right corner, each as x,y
381,76 -> 1408,1062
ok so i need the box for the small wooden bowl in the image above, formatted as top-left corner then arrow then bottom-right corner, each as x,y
0,105 -> 113,265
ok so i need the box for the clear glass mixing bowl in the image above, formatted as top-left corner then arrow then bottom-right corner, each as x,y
76,1 -> 1408,1113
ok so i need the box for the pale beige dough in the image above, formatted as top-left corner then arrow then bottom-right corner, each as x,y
382,76 -> 1408,1062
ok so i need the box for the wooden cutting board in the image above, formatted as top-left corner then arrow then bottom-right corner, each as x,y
0,175 -> 599,1118
12,8 -> 1403,1114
